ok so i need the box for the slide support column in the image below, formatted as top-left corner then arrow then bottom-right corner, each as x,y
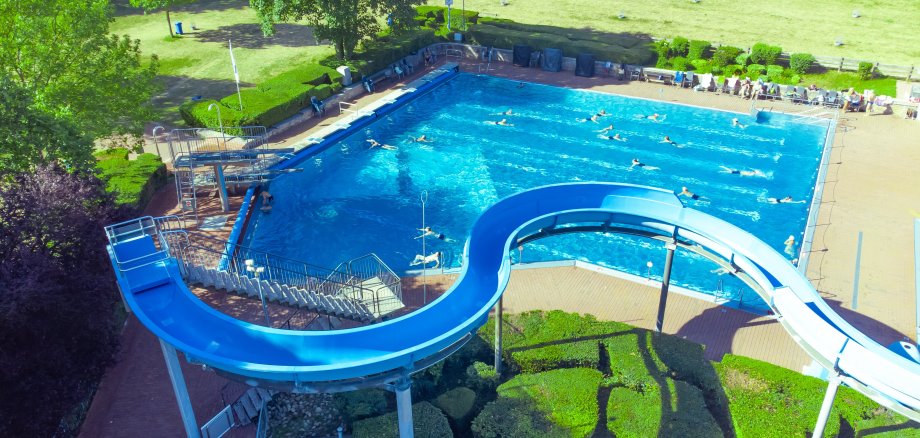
813,374 -> 841,437
214,164 -> 230,212
655,239 -> 678,333
394,377 -> 414,438
159,340 -> 200,438
494,296 -> 503,374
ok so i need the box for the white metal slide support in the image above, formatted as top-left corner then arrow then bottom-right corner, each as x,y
394,377 -> 414,438
160,340 -> 200,438
813,373 -> 841,437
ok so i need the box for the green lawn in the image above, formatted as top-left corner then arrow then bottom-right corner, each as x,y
110,0 -> 334,124
462,0 -> 920,66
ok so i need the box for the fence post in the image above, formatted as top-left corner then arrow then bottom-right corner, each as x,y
908,66 -> 914,82
838,58 -> 843,72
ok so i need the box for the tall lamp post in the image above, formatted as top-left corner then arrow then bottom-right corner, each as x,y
207,103 -> 226,144
151,125 -> 165,160
245,259 -> 270,326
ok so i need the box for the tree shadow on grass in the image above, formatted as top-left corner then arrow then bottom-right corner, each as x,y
193,23 -> 319,49
152,75 -> 253,126
112,0 -> 249,17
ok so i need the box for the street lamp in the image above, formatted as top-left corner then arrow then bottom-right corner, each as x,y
245,259 -> 270,326
151,125 -> 165,160
646,261 -> 654,281
207,103 -> 227,147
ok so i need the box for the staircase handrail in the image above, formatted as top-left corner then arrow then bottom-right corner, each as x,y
340,253 -> 403,302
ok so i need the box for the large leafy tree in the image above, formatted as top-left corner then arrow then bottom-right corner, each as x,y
0,0 -> 160,141
0,165 -> 122,436
129,0 -> 198,37
250,0 -> 423,60
0,78 -> 94,177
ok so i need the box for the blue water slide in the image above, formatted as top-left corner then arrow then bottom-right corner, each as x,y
108,183 -> 920,419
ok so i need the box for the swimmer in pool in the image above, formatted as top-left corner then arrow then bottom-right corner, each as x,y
415,226 -> 447,240
642,113 -> 665,122
678,186 -> 701,200
486,118 -> 514,126
661,136 -> 678,146
493,108 -> 514,116
630,158 -> 659,170
596,109 -> 608,117
411,135 -> 434,143
719,166 -> 765,177
607,133 -> 627,142
784,235 -> 796,256
367,139 -> 398,150
731,118 -> 747,129
517,82 -> 526,88
259,190 -> 274,212
578,114 -> 601,123
410,251 -> 442,268
768,195 -> 805,204
596,124 -> 615,134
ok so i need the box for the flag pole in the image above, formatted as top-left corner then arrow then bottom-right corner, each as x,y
229,39 -> 243,111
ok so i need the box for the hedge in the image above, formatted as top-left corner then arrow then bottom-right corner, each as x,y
94,149 -> 166,209
415,5 -> 479,35
789,53 -> 816,75
606,378 -> 721,438
352,29 -> 440,74
711,46 -> 743,67
465,361 -> 499,392
716,355 -> 920,437
669,37 -> 689,58
468,20 -> 655,65
471,397 -> 568,438
351,401 -> 452,438
179,64 -> 342,132
433,387 -> 477,432
334,388 -> 388,422
750,42 -> 782,65
494,368 -> 603,438
687,40 -> 711,60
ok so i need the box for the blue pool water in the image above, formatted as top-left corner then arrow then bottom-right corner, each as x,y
242,73 -> 828,310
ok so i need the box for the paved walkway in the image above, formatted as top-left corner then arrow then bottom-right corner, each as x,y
83,55 -> 920,436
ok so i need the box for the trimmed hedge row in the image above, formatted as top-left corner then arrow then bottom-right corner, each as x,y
468,20 -> 655,65
606,378 -> 721,437
351,401 -> 452,438
717,355 -> 920,437
433,387 -> 477,432
93,149 -> 166,209
471,396 -> 567,438
179,64 -> 343,133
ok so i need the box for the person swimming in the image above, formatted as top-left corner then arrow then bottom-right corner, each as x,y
661,136 -> 678,146
410,251 -> 442,268
411,135 -> 434,142
719,166 -> 765,177
596,109 -> 608,117
493,108 -> 514,116
259,190 -> 274,212
596,124 -> 615,133
415,226 -> 447,240
678,186 -> 700,200
367,139 -> 398,150
486,118 -> 514,126
644,113 -> 665,122
731,118 -> 747,129
784,235 -> 796,256
768,195 -> 805,204
578,114 -> 601,123
630,158 -> 659,170
517,82 -> 526,88
607,133 -> 627,142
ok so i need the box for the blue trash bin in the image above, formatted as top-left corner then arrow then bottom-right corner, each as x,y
174,21 -> 183,35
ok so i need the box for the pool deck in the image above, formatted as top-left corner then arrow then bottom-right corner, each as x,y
82,57 -> 920,437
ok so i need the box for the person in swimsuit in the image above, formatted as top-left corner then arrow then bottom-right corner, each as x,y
367,139 -> 397,150
607,133 -> 627,142
661,136 -> 678,146
678,186 -> 700,200
596,124 -> 615,134
412,135 -> 434,142
410,251 -> 442,268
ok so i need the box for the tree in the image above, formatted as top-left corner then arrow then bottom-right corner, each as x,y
0,0 -> 160,141
129,0 -> 198,37
0,78 -> 94,177
0,165 -> 122,436
250,0 -> 423,60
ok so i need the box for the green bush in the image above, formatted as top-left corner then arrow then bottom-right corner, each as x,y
335,389 -> 388,422
415,5 -> 479,25
466,361 -> 500,392
472,397 -> 567,438
94,149 -> 166,209
766,65 -> 785,82
857,61 -> 874,80
356,29 -> 439,72
496,368 -> 602,438
746,63 -> 766,76
469,21 -> 655,65
687,40 -> 711,60
434,387 -> 477,431
788,53 -> 816,74
689,59 -> 711,73
654,40 -> 670,68
711,46 -> 743,67
750,42 -> 782,65
351,402 -> 452,438
606,378 -> 721,438
669,37 -> 689,57
735,53 -> 749,66
670,56 -> 690,71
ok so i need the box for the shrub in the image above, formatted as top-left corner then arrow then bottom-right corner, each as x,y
857,61 -> 874,80
606,378 -> 721,438
687,40 -> 711,60
654,40 -> 670,68
746,63 -> 766,76
495,368 -> 603,438
790,74 -> 801,84
735,53 -> 749,66
669,36 -> 689,57
334,389 -> 388,422
94,149 -> 166,209
433,387 -> 477,431
351,402 -> 452,438
750,42 -> 782,65
472,397 -> 567,438
689,59 -> 711,73
721,64 -> 743,76
711,45 -> 743,67
788,53 -> 816,74
670,56 -> 690,71
766,65 -> 784,82
466,361 -> 500,392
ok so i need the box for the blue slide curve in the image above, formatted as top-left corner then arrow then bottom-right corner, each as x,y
109,183 -> 920,419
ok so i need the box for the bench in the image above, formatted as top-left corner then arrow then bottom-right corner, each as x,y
362,69 -> 392,93
644,71 -> 673,85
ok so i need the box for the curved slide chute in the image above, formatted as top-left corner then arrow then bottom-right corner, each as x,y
108,183 -> 920,421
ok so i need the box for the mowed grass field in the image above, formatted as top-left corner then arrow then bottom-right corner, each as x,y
464,0 -> 920,66
110,0 -> 334,123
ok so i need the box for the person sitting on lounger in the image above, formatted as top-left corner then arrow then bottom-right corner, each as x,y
412,135 -> 434,142
410,251 -> 442,268
606,133 -> 627,142
367,139 -> 398,150
678,186 -> 701,200
661,136 -> 678,146
596,124 -> 615,133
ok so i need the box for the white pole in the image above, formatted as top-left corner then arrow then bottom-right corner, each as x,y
394,378 -> 414,438
813,374 -> 841,437
229,39 -> 243,111
159,340 -> 200,438
420,191 -> 428,304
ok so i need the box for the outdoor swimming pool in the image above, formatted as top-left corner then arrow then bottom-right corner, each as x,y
242,73 -> 829,310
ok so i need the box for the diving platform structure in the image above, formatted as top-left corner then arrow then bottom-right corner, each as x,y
166,127 -> 300,222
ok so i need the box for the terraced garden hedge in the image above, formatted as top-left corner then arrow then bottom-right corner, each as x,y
93,148 -> 166,210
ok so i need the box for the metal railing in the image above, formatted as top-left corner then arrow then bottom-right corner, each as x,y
337,253 -> 402,301
255,399 -> 270,438
104,216 -> 172,272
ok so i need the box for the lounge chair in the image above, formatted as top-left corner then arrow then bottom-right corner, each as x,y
694,73 -> 714,91
617,63 -> 627,80
724,77 -> 739,95
795,87 -> 808,104
683,71 -> 696,88
674,71 -> 685,86
629,66 -> 642,81
401,58 -> 414,75
767,83 -> 782,100
825,91 -> 839,108
311,96 -> 326,117
783,85 -> 797,101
